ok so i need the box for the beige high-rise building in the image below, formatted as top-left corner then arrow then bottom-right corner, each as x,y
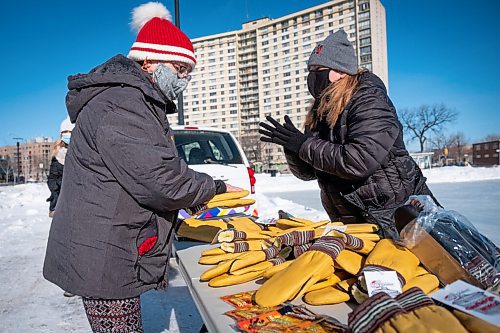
176,0 -> 388,166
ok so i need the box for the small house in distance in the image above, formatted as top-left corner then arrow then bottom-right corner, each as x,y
472,140 -> 500,166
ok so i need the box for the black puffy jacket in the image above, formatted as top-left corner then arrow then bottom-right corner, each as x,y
46,157 -> 64,211
43,55 -> 217,299
286,72 -> 434,239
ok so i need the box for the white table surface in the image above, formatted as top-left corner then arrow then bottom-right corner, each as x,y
174,242 -> 354,333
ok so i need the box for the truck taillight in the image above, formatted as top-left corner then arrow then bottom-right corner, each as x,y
247,167 -> 256,194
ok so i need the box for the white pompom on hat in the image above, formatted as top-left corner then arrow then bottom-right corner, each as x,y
60,116 -> 75,133
127,2 -> 196,70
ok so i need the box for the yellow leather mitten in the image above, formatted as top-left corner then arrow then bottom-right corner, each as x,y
262,260 -> 294,279
403,273 -> 440,294
217,228 -> 270,242
255,236 -> 344,307
334,249 -> 366,275
176,218 -> 227,242
343,223 -> 379,234
220,240 -> 264,253
208,269 -> 264,287
348,287 -> 468,333
207,198 -> 255,209
228,246 -> 280,273
360,239 -> 420,288
329,230 -> 375,255
198,251 -> 247,265
210,190 -> 250,202
303,286 -> 350,305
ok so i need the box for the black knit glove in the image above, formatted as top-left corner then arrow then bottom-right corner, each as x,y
259,115 -> 311,155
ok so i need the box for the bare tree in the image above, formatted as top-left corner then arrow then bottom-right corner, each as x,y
430,133 -> 456,152
0,156 -> 13,183
239,133 -> 262,164
483,134 -> 500,142
450,132 -> 468,161
399,104 -> 458,152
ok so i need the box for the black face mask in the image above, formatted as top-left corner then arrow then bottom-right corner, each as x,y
307,70 -> 331,99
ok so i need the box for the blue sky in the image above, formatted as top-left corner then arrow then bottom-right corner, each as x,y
0,0 -> 499,151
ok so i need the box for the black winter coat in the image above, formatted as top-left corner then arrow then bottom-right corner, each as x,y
286,72 -> 434,239
46,157 -> 64,211
43,55 -> 217,299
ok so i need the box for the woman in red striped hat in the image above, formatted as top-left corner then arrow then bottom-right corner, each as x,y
43,3 -> 240,332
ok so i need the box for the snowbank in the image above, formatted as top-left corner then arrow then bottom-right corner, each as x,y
255,165 -> 500,193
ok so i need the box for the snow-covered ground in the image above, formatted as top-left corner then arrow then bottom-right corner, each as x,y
0,166 -> 499,332
255,165 -> 500,193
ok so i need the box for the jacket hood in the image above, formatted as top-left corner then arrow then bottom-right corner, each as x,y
66,54 -> 174,122
356,71 -> 387,95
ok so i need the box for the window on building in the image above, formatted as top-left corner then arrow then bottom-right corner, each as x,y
360,46 -> 371,55
360,37 -> 371,46
359,3 -> 370,11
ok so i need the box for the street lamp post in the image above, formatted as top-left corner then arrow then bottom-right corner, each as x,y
174,0 -> 185,125
13,137 -> 23,184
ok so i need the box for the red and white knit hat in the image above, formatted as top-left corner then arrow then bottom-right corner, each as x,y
127,2 -> 196,70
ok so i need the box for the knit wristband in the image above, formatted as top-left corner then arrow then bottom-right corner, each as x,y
342,232 -> 364,251
348,292 -> 404,333
395,287 -> 434,312
310,236 -> 345,259
277,230 -> 315,246
293,243 -> 312,258
269,256 -> 287,266
232,242 -> 250,253
263,246 -> 280,260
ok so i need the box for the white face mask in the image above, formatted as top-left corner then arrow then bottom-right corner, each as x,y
153,63 -> 191,100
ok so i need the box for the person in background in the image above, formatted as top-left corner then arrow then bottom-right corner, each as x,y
259,30 -> 436,239
43,3 -> 240,332
46,116 -> 74,219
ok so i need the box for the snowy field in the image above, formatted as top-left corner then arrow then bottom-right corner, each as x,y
0,166 -> 499,332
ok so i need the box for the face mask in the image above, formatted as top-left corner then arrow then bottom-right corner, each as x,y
61,133 -> 71,145
153,63 -> 191,100
307,70 -> 331,99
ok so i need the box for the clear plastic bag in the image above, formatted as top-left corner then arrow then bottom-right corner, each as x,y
400,195 -> 499,289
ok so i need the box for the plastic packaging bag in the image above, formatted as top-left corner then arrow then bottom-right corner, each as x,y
399,195 -> 499,289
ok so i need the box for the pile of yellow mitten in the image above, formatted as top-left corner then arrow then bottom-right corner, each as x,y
197,215 -> 441,308
177,191 -> 256,242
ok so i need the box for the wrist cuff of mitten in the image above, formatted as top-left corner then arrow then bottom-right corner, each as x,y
263,246 -> 280,259
269,256 -> 286,266
214,180 -> 227,195
348,292 -> 404,333
341,231 -> 364,251
293,243 -> 312,258
395,287 -> 434,312
232,242 -> 250,253
278,230 -> 315,246
310,236 -> 345,259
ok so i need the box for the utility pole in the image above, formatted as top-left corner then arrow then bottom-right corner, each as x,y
13,137 -> 23,184
174,0 -> 185,125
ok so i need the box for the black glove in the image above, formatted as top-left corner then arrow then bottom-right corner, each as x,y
259,115 -> 311,155
214,180 -> 227,195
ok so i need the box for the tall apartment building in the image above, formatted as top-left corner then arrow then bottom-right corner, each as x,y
177,0 -> 387,165
0,137 -> 54,182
